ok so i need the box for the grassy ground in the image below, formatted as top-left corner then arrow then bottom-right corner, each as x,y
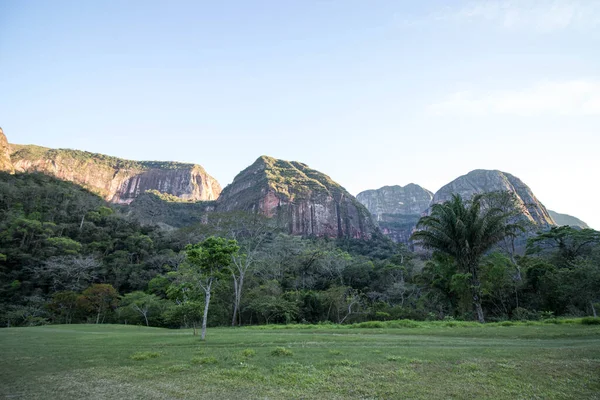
1,323 -> 599,399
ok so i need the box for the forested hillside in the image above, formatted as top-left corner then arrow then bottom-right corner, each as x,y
1,172 -> 599,328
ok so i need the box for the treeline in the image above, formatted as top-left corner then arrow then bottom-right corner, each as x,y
1,172 -> 598,328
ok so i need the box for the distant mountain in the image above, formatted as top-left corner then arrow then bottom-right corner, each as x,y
431,169 -> 555,228
217,156 -> 376,239
359,170 -> 557,244
357,184 -> 433,244
5,130 -> 221,204
357,184 -> 433,219
548,210 -> 589,229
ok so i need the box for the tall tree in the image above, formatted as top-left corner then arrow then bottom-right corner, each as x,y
411,194 -> 521,323
179,237 -> 238,340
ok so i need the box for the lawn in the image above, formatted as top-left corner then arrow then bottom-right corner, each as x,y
1,322 -> 599,399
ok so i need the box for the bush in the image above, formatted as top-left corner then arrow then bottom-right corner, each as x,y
512,307 -> 539,321
191,356 -> 218,365
271,347 -> 293,357
130,351 -> 160,361
353,321 -> 385,329
241,349 -> 256,358
388,319 -> 421,328
581,317 -> 600,325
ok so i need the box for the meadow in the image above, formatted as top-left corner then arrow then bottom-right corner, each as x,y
1,321 -> 599,399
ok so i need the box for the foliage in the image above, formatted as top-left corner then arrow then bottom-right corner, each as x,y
1,172 -> 600,329
412,194 -> 523,322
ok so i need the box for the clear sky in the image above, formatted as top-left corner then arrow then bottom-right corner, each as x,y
1,1 -> 598,228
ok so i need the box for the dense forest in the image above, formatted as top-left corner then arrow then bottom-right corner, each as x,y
1,172 -> 599,328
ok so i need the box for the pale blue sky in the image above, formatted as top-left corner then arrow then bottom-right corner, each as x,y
1,1 -> 599,228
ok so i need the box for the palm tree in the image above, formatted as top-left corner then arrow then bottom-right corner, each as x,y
412,194 -> 522,323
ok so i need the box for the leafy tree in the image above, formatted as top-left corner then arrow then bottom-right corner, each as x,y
177,237 -> 239,340
78,284 -> 119,324
48,291 -> 79,324
412,194 -> 521,323
527,226 -> 600,263
120,291 -> 163,326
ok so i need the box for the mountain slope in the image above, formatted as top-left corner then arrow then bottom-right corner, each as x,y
548,210 -> 589,229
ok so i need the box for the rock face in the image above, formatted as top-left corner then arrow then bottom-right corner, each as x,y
431,169 -> 555,228
357,184 -> 433,244
217,156 -> 376,239
10,144 -> 221,204
548,210 -> 589,229
0,128 -> 14,173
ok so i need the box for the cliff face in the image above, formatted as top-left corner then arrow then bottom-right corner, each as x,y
431,169 -> 555,228
217,156 -> 376,239
357,184 -> 433,220
10,144 -> 221,204
0,128 -> 14,173
357,184 -> 433,244
548,210 -> 589,229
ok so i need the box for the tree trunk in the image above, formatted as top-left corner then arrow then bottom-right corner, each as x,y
201,281 -> 212,341
473,296 -> 485,323
592,301 -> 597,318
144,313 -> 149,327
231,276 -> 239,327
96,310 -> 100,324
470,264 -> 485,323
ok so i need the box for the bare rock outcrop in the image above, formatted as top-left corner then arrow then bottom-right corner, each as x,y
0,128 -> 14,173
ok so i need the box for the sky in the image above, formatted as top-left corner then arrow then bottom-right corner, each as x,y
1,0 -> 599,228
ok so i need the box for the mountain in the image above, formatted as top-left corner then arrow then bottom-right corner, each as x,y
0,128 -> 14,173
217,156 -> 376,239
356,184 -> 433,220
357,184 -> 433,244
431,169 -> 555,228
548,210 -> 589,229
8,141 -> 221,204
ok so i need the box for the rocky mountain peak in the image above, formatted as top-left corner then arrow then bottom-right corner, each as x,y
217,156 -> 376,239
431,169 -> 555,227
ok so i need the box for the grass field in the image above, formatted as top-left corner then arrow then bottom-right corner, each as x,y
1,322 -> 599,399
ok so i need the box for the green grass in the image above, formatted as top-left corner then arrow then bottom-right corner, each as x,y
0,323 -> 599,399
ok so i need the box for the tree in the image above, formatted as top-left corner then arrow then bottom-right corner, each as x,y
527,226 -> 600,263
411,194 -> 521,323
178,237 -> 238,340
78,284 -> 119,324
35,255 -> 100,292
120,291 -> 162,326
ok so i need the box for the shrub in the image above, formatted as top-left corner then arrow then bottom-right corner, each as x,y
512,307 -> 539,321
375,311 -> 391,321
271,347 -> 293,357
168,364 -> 191,372
386,356 -> 408,362
353,321 -> 384,329
326,359 -> 358,367
191,356 -> 218,365
581,317 -> 600,325
241,349 -> 256,358
388,319 -> 421,328
130,351 -> 160,361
